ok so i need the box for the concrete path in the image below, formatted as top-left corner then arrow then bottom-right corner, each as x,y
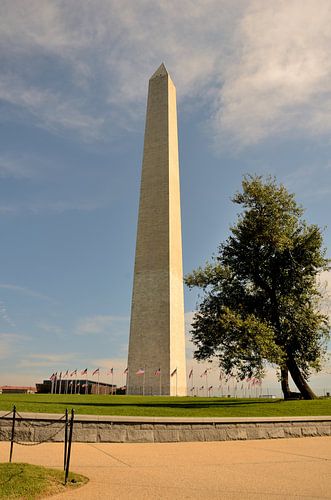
1,437 -> 330,499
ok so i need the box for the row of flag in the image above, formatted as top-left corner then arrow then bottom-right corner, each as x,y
49,367 -> 179,379
50,368 -> 116,380
49,368 -> 263,384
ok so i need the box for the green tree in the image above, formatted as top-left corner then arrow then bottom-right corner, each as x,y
185,176 -> 330,399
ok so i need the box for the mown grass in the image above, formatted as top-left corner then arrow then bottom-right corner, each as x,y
0,463 -> 88,499
0,394 -> 330,417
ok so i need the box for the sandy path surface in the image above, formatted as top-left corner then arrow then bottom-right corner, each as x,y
1,437 -> 330,499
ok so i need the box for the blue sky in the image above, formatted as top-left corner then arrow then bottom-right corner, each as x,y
0,0 -> 330,395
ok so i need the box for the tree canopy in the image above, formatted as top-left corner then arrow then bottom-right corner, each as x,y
185,176 -> 330,399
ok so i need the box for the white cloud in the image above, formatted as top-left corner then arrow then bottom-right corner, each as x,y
19,352 -> 76,368
36,322 -> 64,336
0,1 -> 240,139
75,314 -> 129,335
0,155 -> 35,179
0,301 -> 15,328
1,1 -> 331,148
0,333 -> 27,359
0,199 -> 108,215
215,0 -> 331,147
0,73 -> 104,139
0,284 -> 55,303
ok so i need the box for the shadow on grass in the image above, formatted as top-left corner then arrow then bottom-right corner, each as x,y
10,399 -> 281,410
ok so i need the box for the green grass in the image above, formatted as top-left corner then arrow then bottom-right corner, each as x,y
0,394 -> 331,417
0,463 -> 88,499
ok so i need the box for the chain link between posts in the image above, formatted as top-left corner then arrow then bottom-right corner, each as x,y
1,405 -> 75,481
8,411 -> 67,446
13,422 -> 67,446
0,410 -> 14,419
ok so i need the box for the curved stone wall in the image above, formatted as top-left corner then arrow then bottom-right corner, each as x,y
1,413 -> 330,443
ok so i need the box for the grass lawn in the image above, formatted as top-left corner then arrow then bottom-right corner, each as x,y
0,394 -> 330,417
0,463 -> 88,499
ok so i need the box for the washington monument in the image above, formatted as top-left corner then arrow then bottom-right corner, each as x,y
127,63 -> 187,396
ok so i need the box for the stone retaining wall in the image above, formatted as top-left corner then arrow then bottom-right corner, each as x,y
1,413 -> 330,443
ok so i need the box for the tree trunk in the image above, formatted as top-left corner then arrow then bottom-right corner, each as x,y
280,367 -> 292,399
286,354 -> 317,400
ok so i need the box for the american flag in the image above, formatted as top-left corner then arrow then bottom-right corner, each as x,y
136,368 -> 145,375
70,369 -> 77,376
154,368 -> 161,376
123,367 -> 128,374
92,368 -> 99,376
107,368 -> 114,375
188,369 -> 193,379
64,370 -> 69,377
81,368 -> 88,375
200,369 -> 207,377
170,368 -> 177,377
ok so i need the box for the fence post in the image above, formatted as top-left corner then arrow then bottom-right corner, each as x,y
9,405 -> 16,463
64,408 -> 68,470
64,409 -> 74,484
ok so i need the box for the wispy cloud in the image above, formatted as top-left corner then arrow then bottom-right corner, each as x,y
214,0 -> 331,148
75,314 -> 129,336
0,73 -> 104,140
36,322 -> 64,336
284,162 -> 331,200
19,352 -> 76,368
0,301 -> 15,328
0,284 -> 55,303
0,199 -> 108,215
0,154 -> 36,179
0,1 -> 247,146
0,333 -> 28,359
2,2 -> 331,146
91,357 -> 128,370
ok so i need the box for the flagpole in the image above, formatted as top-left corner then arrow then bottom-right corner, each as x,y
85,370 -> 88,395
112,370 -> 114,396
159,370 -> 162,396
97,371 -> 100,395
124,368 -> 128,394
176,367 -> 178,397
205,371 -> 208,397
142,365 -> 146,396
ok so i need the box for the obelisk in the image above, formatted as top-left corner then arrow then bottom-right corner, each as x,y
127,63 -> 187,396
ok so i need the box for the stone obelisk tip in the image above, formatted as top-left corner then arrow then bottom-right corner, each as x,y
150,63 -> 169,80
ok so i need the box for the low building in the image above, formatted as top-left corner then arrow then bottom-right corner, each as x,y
0,386 -> 35,394
36,379 -> 117,395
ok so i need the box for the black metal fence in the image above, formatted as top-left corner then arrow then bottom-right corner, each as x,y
0,406 -> 75,484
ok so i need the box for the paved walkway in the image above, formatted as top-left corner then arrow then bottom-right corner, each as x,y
1,437 -> 330,499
